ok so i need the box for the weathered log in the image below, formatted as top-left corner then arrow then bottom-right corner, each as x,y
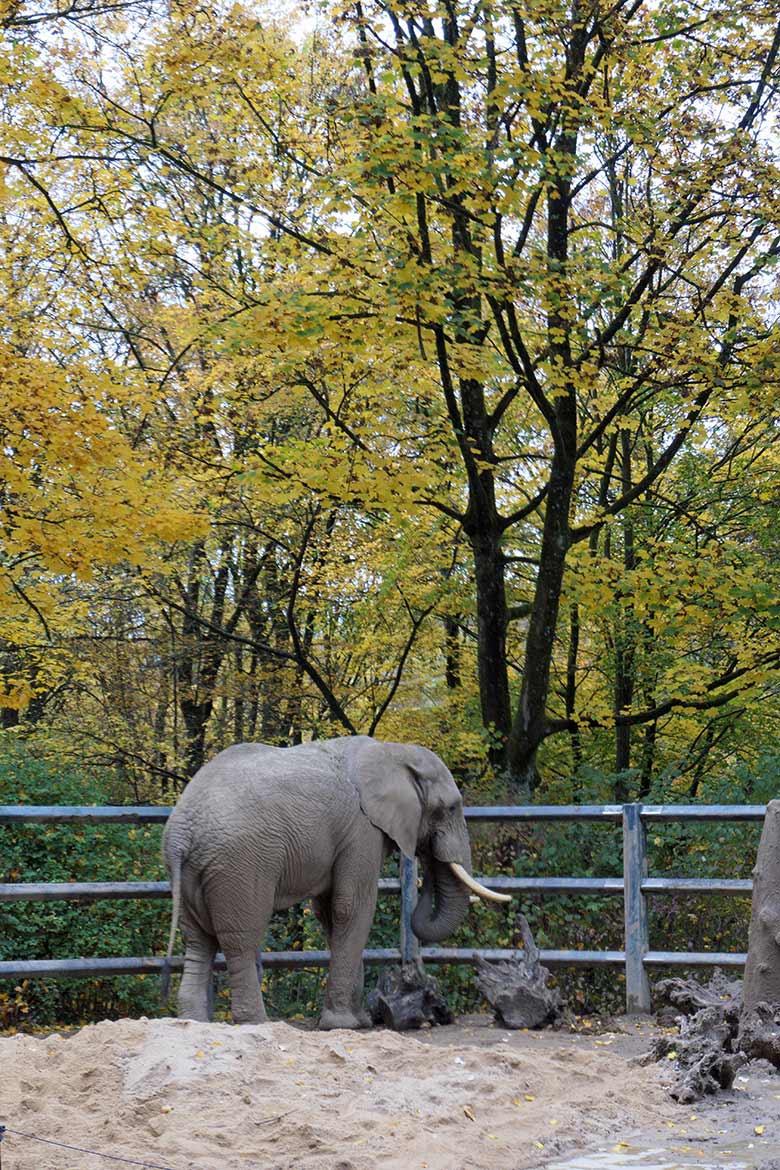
654,970 -> 742,1025
649,806 -> 780,1101
647,999 -> 745,1103
367,964 -> 453,1031
744,800 -> 780,1010
475,913 -> 562,1029
650,987 -> 780,1101
738,1002 -> 780,1066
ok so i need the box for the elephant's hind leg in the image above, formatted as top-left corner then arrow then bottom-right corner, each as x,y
222,944 -> 267,1024
214,893 -> 273,1025
178,918 -> 218,1022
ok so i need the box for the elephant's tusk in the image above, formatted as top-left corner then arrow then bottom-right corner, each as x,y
449,862 -> 512,903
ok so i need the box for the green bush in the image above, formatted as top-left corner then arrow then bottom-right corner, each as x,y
0,744 -> 169,1027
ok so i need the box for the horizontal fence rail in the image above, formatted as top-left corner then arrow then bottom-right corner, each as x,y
0,802 -> 764,1014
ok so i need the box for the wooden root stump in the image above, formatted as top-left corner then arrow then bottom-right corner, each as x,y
367,963 -> 453,1031
738,1002 -> 780,1066
475,913 -> 562,1029
648,997 -> 745,1103
650,994 -> 780,1103
654,970 -> 742,1027
650,803 -> 780,1100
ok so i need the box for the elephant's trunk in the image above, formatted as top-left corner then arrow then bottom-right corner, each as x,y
411,855 -> 471,944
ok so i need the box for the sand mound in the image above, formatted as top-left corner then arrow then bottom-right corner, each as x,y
0,1017 -> 681,1169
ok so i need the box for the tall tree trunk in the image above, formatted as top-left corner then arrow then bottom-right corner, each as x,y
744,801 -> 780,1010
506,439 -> 575,793
469,525 -> 511,761
444,615 -> 461,690
614,431 -> 636,791
566,603 -> 582,779
503,8 -> 584,792
180,698 -> 213,776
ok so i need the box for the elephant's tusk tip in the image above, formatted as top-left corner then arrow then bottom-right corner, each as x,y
449,862 -> 513,904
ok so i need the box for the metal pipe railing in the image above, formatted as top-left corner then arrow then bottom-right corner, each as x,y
0,802 -> 763,1013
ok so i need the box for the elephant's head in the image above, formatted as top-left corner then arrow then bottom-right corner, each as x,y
344,736 -> 509,944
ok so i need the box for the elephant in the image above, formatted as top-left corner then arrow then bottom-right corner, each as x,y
161,735 -> 509,1030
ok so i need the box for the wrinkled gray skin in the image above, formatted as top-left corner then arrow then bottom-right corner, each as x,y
162,736 -> 473,1030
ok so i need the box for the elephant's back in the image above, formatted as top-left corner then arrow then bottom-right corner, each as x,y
168,741 -> 357,860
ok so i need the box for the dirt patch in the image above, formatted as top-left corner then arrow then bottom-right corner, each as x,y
0,1014 -> 763,1170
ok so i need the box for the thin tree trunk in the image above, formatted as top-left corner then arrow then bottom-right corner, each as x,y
565,603 -> 582,778
444,615 -> 461,690
469,526 -> 511,760
506,439 -> 576,794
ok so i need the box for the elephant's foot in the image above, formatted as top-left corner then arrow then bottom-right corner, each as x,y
318,1007 -> 371,1031
354,1006 -> 372,1028
178,982 -> 214,1022
177,998 -> 212,1022
225,950 -> 267,1025
232,1004 -> 268,1025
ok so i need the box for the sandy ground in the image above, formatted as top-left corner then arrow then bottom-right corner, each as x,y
0,1015 -> 778,1170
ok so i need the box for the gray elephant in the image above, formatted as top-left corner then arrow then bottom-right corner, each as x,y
162,735 -> 508,1029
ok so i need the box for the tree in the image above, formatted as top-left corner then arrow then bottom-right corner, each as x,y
5,0 -> 780,796
0,0 -> 200,716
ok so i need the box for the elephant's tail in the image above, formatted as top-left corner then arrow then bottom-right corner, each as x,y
160,849 -> 183,1007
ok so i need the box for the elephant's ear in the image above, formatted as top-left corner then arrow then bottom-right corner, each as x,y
345,737 -> 424,858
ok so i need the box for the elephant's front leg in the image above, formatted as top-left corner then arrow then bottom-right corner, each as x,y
317,883 -> 377,1031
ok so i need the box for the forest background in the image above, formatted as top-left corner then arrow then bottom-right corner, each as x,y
2,0 -> 780,1027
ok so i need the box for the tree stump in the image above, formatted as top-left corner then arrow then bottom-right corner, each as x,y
738,1002 -> 780,1066
647,998 -> 745,1102
648,796 -> 780,1102
744,800 -> 780,1010
654,970 -> 742,1026
367,964 -> 453,1031
475,913 -> 562,1029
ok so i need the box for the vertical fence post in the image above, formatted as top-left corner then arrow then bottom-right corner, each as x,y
400,854 -> 421,970
623,803 -> 651,1014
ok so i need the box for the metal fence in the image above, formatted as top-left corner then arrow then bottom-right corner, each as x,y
0,802 -> 764,1014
